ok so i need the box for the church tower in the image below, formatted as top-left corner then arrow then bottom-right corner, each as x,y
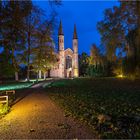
73,24 -> 79,77
58,20 -> 65,78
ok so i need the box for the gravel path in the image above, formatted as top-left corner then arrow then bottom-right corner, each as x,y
0,89 -> 96,139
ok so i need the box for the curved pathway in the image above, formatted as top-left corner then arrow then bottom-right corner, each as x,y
0,88 -> 96,139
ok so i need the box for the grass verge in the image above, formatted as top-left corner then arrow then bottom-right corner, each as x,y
0,82 -> 33,91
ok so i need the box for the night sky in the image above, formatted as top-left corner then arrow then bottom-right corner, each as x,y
35,0 -> 119,55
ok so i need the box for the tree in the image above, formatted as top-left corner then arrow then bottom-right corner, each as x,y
97,6 -> 125,62
31,21 -> 57,80
0,0 -> 60,81
118,1 -> 140,77
0,1 -> 33,81
97,1 -> 140,77
79,52 -> 89,76
20,1 -> 60,81
20,4 -> 43,81
0,51 -> 14,80
87,44 -> 107,77
89,44 -> 101,66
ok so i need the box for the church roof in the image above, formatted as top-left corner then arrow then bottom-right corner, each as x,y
64,48 -> 73,57
73,24 -> 78,39
58,20 -> 64,35
65,48 -> 73,53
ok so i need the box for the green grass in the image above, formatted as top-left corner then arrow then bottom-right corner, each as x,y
46,78 -> 140,139
0,82 -> 33,91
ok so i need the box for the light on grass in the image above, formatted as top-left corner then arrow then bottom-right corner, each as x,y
0,83 -> 33,91
29,79 -> 44,82
23,78 -> 51,82
25,78 -> 28,82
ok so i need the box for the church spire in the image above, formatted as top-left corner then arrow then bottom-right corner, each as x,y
73,24 -> 78,39
58,20 -> 64,35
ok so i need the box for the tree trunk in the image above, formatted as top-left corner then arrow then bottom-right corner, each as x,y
36,71 -> 39,83
27,30 -> 31,81
27,69 -> 30,81
12,48 -> 19,81
39,70 -> 42,79
48,69 -> 50,78
15,71 -> 19,81
44,72 -> 46,80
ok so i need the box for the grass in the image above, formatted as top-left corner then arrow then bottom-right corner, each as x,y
0,82 -> 33,91
46,78 -> 140,139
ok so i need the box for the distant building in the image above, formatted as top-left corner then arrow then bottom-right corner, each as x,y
49,21 -> 79,78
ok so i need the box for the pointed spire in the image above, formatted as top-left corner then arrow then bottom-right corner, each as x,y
58,20 -> 64,35
73,24 -> 78,39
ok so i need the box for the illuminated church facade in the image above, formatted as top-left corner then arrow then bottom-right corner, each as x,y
50,21 -> 79,78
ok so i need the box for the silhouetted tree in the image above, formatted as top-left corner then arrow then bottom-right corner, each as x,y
97,1 -> 140,77
0,1 -> 32,80
0,0 -> 61,81
79,52 -> 89,76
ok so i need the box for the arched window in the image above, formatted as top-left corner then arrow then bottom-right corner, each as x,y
66,56 -> 72,69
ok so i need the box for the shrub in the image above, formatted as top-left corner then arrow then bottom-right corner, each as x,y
0,103 -> 10,116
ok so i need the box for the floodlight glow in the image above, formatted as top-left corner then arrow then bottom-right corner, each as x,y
117,74 -> 124,78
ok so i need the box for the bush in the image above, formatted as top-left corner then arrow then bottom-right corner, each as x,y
87,65 -> 105,77
135,66 -> 140,78
0,103 -> 10,116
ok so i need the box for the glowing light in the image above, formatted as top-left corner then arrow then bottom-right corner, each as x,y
117,74 -> 124,78
74,69 -> 79,77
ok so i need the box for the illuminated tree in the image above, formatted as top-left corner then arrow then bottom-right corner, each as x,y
97,1 -> 140,77
31,21 -> 57,80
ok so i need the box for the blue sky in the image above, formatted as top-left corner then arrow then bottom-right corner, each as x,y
35,0 -> 119,54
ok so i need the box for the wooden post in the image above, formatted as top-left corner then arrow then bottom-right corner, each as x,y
0,96 -> 8,106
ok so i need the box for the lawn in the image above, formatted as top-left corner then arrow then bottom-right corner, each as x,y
46,78 -> 140,139
0,82 -> 33,91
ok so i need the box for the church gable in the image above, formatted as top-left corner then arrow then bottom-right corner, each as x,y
64,48 -> 73,57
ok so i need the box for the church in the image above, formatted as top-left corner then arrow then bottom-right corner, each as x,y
50,21 -> 79,78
